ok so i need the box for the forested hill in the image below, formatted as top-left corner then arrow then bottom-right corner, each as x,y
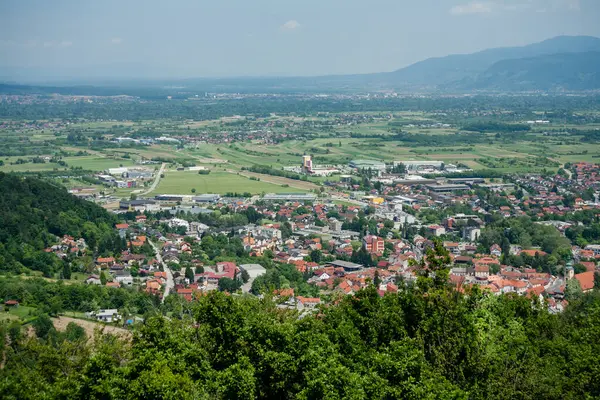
1,285 -> 600,399
0,173 -> 121,275
464,51 -> 600,91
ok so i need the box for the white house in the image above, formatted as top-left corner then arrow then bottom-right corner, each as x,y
115,275 -> 134,286
86,309 -> 121,323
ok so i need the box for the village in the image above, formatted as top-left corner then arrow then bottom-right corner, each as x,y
43,161 -> 600,320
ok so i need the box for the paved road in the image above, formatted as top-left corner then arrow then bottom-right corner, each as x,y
149,239 -> 174,302
140,163 -> 166,196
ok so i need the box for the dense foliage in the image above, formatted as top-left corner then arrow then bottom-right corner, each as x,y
0,277 -> 160,315
1,284 -> 600,399
0,173 -> 123,276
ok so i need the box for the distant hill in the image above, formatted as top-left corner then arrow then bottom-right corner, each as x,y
1,36 -> 599,93
463,51 -> 600,91
385,35 -> 600,87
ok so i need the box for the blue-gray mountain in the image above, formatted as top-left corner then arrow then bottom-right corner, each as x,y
1,36 -> 598,92
386,35 -> 600,88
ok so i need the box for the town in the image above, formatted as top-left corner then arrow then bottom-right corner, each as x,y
47,157 -> 598,319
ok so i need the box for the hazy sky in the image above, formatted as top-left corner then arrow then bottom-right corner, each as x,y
1,0 -> 599,78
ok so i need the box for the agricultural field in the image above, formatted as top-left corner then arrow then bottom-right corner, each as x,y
150,170 -> 307,195
3,102 -> 600,199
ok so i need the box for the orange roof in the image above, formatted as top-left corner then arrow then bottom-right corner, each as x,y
106,282 -> 120,288
580,261 -> 596,272
481,284 -> 500,293
526,286 -> 545,297
146,280 -> 162,290
575,271 -> 595,291
297,296 -> 320,304
115,223 -> 129,230
274,288 -> 294,297
520,249 -> 547,257
97,257 -> 115,263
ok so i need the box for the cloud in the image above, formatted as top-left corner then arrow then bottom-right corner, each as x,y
450,2 -> 493,15
281,20 -> 301,30
450,0 -> 581,15
111,37 -> 123,45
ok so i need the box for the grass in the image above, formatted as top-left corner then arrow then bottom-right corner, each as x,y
151,170 -> 309,195
63,156 -> 135,171
0,305 -> 37,324
0,162 -> 69,172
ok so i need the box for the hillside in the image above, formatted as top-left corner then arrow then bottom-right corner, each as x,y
2,285 -> 600,399
0,173 -> 122,276
386,35 -> 600,86
465,51 -> 600,91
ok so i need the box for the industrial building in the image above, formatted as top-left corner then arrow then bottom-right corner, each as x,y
302,155 -> 313,173
394,160 -> 444,171
239,264 -> 267,279
326,260 -> 363,272
349,159 -> 387,172
193,194 -> 221,203
426,184 -> 470,193
262,193 -> 317,202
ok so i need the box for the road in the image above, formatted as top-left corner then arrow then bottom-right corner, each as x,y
139,163 -> 166,196
149,239 -> 174,302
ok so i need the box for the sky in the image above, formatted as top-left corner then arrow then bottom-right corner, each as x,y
0,0 -> 599,79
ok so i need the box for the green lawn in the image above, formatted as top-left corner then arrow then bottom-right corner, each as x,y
0,162 -> 68,172
151,171 -> 308,195
8,305 -> 35,319
63,156 -> 135,171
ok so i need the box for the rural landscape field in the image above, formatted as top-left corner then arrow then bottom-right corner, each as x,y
2,104 -> 599,198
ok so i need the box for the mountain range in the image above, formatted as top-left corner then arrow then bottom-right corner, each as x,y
383,35 -> 600,89
1,35 -> 599,93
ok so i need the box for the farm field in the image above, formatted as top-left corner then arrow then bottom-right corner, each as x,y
63,156 -> 136,171
150,170 -> 307,195
5,106 -> 600,201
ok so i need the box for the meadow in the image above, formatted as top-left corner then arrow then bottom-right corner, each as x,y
150,170 -> 307,195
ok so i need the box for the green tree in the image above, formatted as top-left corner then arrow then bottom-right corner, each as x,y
310,249 -> 323,264
565,278 -> 583,301
185,266 -> 195,283
218,277 -> 242,293
62,262 -> 72,280
100,271 -> 108,285
64,322 -> 86,342
241,269 -> 250,284
32,313 -> 55,339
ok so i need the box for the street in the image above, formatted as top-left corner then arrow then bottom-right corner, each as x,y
139,163 -> 166,196
149,239 -> 174,302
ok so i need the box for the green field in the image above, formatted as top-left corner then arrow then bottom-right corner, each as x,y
0,305 -> 36,324
151,171 -> 308,195
5,110 -> 600,180
63,156 -> 136,171
0,156 -> 136,173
